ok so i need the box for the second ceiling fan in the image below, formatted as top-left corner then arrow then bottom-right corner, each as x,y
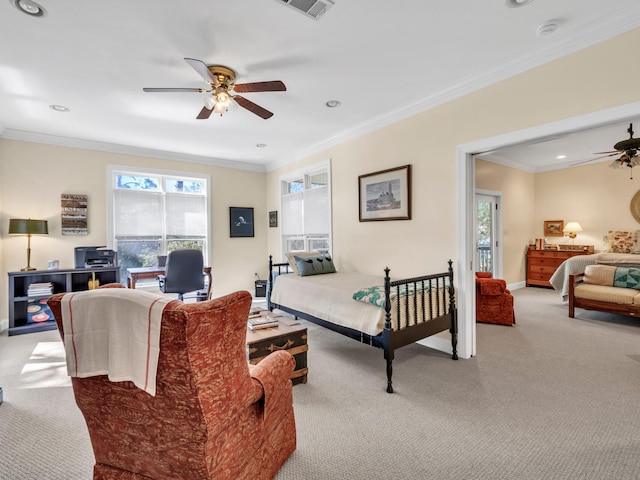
143,58 -> 286,119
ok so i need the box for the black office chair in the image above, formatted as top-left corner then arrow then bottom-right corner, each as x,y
158,249 -> 211,301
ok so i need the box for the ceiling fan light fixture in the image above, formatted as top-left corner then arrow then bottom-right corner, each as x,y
12,0 -> 45,16
610,158 -> 621,169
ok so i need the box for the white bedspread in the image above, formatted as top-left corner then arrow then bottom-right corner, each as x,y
61,288 -> 172,396
270,272 -> 450,336
271,272 -> 385,336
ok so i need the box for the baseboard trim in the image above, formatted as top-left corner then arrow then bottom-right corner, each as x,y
508,281 -> 526,291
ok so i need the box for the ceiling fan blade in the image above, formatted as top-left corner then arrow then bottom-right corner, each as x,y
143,87 -> 205,93
593,150 -> 619,154
570,152 -> 619,166
234,81 -> 286,93
233,95 -> 273,119
184,57 -> 217,84
196,106 -> 213,120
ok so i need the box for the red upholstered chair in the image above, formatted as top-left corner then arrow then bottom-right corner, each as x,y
475,272 -> 516,326
47,287 -> 296,480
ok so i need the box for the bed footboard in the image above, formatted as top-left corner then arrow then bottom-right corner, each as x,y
382,259 -> 457,393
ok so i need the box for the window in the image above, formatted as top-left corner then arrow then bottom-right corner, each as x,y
107,166 -> 209,282
280,160 -> 331,259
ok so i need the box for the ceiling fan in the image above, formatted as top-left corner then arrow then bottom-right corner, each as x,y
143,58 -> 286,119
576,123 -> 640,168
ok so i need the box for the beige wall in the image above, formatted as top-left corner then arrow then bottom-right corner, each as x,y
267,29 -> 640,286
535,160 -> 640,250
475,159 -> 535,283
475,157 -> 640,285
0,140 -> 268,321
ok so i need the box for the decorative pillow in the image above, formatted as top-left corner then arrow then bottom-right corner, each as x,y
294,255 -> 336,276
605,231 -> 637,253
613,267 -> 640,289
285,251 -> 319,275
583,265 -> 615,286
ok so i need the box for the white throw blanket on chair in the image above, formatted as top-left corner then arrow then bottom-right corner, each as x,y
61,288 -> 173,396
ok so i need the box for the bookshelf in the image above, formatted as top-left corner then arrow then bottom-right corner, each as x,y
7,267 -> 119,336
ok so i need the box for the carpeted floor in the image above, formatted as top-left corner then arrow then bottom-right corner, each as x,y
1,287 -> 639,479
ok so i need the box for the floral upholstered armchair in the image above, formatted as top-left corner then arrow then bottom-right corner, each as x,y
48,288 -> 296,480
475,272 -> 516,326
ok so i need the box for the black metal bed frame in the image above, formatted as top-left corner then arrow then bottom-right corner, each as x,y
267,256 -> 458,393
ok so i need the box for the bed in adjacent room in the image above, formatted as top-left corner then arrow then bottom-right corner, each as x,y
267,252 -> 457,393
550,230 -> 640,297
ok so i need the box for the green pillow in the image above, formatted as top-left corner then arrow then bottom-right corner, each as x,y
613,267 -> 640,289
294,255 -> 336,276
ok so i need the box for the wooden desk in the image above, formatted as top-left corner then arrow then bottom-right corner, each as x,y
127,266 -> 212,299
127,267 -> 165,289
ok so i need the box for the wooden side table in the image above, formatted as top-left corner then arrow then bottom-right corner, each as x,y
246,319 -> 308,385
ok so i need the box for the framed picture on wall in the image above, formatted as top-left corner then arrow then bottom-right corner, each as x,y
269,210 -> 278,227
358,164 -> 411,221
230,207 -> 254,237
543,220 -> 564,237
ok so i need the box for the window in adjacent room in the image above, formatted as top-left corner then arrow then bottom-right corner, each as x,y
107,166 -> 210,283
280,159 -> 331,259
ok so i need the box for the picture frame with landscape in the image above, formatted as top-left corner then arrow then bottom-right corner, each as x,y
358,164 -> 411,222
544,220 -> 564,237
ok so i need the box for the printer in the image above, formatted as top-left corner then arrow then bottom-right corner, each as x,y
75,246 -> 117,268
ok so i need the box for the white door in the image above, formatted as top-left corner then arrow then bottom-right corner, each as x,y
475,192 -> 502,277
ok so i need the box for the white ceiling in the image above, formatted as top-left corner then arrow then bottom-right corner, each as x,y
1,0 -> 640,172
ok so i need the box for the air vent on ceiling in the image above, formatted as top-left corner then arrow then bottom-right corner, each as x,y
276,0 -> 334,20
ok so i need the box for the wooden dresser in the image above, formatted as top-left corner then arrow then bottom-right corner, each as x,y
526,246 -> 594,287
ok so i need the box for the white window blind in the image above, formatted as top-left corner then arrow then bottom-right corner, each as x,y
109,166 -> 209,282
279,160 -> 331,258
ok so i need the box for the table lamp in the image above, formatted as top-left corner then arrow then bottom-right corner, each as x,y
8,218 -> 49,271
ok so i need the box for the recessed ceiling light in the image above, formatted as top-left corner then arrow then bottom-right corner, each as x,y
256,143 -> 267,148
12,0 -> 45,16
506,0 -> 533,7
325,100 -> 341,108
556,154 -> 567,160
49,104 -> 69,112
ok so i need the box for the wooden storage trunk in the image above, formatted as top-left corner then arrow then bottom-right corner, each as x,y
246,320 -> 308,385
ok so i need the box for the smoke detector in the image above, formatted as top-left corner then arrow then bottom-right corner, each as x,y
275,0 -> 334,20
537,19 -> 559,37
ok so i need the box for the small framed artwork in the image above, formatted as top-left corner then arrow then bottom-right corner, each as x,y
230,207 -> 254,238
358,164 -> 411,221
544,220 -> 564,237
269,210 -> 278,228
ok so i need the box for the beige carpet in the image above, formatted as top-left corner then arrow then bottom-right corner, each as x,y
1,287 -> 639,479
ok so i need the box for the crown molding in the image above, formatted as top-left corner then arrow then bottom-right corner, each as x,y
1,128 -> 267,173
268,6 -> 640,171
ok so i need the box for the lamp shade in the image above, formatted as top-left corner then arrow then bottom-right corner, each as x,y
563,222 -> 583,234
9,218 -> 48,235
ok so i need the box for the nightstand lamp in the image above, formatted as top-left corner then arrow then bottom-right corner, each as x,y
563,222 -> 583,243
8,218 -> 49,271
